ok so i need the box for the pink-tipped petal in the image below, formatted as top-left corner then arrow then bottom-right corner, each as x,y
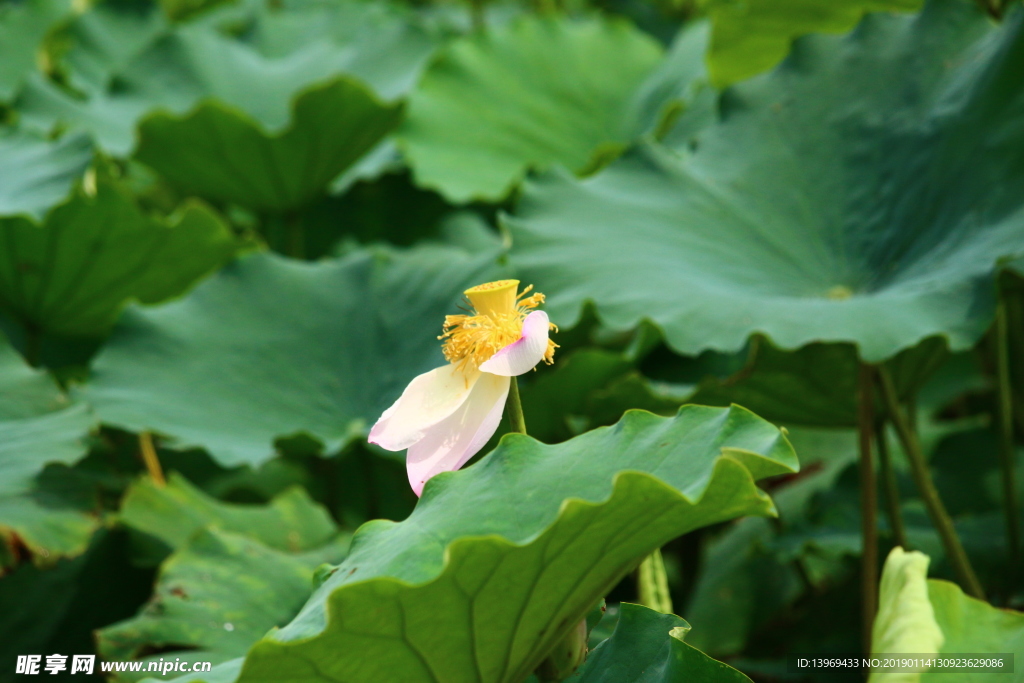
479,310 -> 551,377
369,364 -> 481,451
406,372 -> 510,496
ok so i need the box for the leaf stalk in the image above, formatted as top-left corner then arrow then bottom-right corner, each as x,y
139,431 -> 166,488
876,366 -> 985,599
875,417 -> 908,549
638,547 -> 674,614
857,363 -> 878,654
996,300 -> 1020,572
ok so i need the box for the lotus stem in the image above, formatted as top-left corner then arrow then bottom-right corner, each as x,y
139,431 -> 166,487
996,301 -> 1020,571
857,363 -> 878,654
875,416 -> 908,549
877,366 -> 985,599
638,547 -> 673,614
507,377 -> 527,434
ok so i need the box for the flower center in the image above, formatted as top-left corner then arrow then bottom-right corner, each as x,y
440,280 -> 557,370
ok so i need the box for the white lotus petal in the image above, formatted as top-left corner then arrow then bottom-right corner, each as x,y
368,364 -> 481,451
406,372 -> 510,496
479,310 -> 550,377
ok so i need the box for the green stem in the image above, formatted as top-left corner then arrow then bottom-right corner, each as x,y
467,0 -> 485,31
507,377 -> 527,434
638,548 -> 673,614
857,364 -> 878,655
877,366 -> 986,599
996,301 -> 1020,571
875,417 -> 909,549
138,432 -> 166,488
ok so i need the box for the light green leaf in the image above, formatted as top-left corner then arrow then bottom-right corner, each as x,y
0,131 -> 93,220
399,15 -> 666,202
0,0 -> 69,101
0,174 -> 239,337
870,548 -> 1024,682
82,246 -> 504,467
98,528 -> 347,678
119,473 -> 339,554
871,547 -> 945,662
508,0 -> 1024,363
134,78 -> 402,211
705,0 -> 923,87
570,603 -> 752,682
169,405 -> 797,683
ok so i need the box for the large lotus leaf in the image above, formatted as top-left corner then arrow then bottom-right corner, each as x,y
0,336 -> 93,498
705,0 -> 922,87
570,603 -> 752,682
119,473 -> 339,554
163,405 -> 796,683
870,548 -> 1024,682
0,0 -> 69,101
399,15 -> 666,203
17,5 -> 429,157
81,246 -> 504,467
507,0 -> 1024,363
0,174 -> 238,338
98,528 -> 347,679
134,78 -> 402,211
0,131 -> 93,220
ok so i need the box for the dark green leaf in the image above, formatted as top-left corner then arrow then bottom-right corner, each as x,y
82,246 -> 504,466
508,1 -> 1024,363
571,603 -> 752,682
0,174 -> 239,337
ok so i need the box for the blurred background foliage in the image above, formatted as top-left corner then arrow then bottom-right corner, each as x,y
0,0 -> 1023,680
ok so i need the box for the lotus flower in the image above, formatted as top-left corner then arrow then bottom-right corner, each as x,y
369,279 -> 556,495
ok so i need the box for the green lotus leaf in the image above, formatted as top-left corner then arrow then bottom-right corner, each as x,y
55,1 -> 168,96
98,528 -> 347,679
161,405 -> 796,683
705,0 -> 922,87
17,3 -> 433,158
119,473 -> 340,555
399,15 -> 669,202
570,602 -> 752,682
0,131 -> 93,220
870,548 -> 1024,682
81,246 -> 505,467
507,0 -> 1024,363
0,335 -> 97,566
0,338 -> 93,499
134,78 -> 402,211
0,173 -> 238,338
0,0 -> 69,101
